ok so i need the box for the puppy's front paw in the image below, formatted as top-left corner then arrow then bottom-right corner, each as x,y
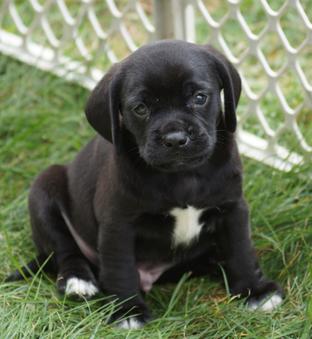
247,292 -> 283,311
111,303 -> 151,329
116,315 -> 148,329
246,280 -> 283,312
57,275 -> 99,299
65,277 -> 99,298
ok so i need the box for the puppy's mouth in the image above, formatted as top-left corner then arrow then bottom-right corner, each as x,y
151,153 -> 209,172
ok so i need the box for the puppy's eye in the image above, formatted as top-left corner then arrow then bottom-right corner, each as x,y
133,103 -> 149,117
193,93 -> 208,106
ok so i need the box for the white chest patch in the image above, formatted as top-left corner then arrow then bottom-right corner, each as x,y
170,206 -> 205,247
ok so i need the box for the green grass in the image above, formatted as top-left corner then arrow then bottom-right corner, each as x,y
0,51 -> 311,338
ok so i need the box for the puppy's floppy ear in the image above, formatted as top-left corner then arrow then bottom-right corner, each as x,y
85,63 -> 122,147
204,46 -> 241,133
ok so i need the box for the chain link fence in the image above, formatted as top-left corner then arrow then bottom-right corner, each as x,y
0,0 -> 311,170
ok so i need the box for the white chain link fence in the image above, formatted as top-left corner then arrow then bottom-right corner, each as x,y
0,0 -> 311,170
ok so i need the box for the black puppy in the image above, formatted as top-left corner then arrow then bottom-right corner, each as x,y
8,40 -> 283,328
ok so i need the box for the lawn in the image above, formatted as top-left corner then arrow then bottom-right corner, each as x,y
0,47 -> 311,338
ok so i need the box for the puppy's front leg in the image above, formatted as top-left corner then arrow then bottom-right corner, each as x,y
219,198 -> 283,311
98,220 -> 150,328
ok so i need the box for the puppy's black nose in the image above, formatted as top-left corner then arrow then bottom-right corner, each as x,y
162,131 -> 189,148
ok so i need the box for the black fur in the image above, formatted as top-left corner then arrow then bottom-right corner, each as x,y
8,40 -> 282,325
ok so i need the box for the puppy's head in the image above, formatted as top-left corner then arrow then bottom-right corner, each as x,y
86,40 -> 241,172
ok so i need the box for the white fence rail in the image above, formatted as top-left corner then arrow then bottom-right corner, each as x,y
0,0 -> 311,170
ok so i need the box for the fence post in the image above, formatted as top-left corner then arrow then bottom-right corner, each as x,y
152,0 -> 195,42
152,0 -> 174,40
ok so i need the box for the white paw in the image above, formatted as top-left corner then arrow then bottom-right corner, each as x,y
117,317 -> 145,329
247,293 -> 283,312
65,277 -> 99,298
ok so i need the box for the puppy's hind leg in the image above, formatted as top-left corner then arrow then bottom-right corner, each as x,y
29,165 -> 99,299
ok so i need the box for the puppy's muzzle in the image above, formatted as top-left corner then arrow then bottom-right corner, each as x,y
140,117 -> 212,172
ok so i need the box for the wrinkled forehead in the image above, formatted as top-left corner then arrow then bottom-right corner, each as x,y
121,43 -> 219,98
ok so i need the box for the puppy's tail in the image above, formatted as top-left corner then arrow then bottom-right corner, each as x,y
5,254 -> 55,282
